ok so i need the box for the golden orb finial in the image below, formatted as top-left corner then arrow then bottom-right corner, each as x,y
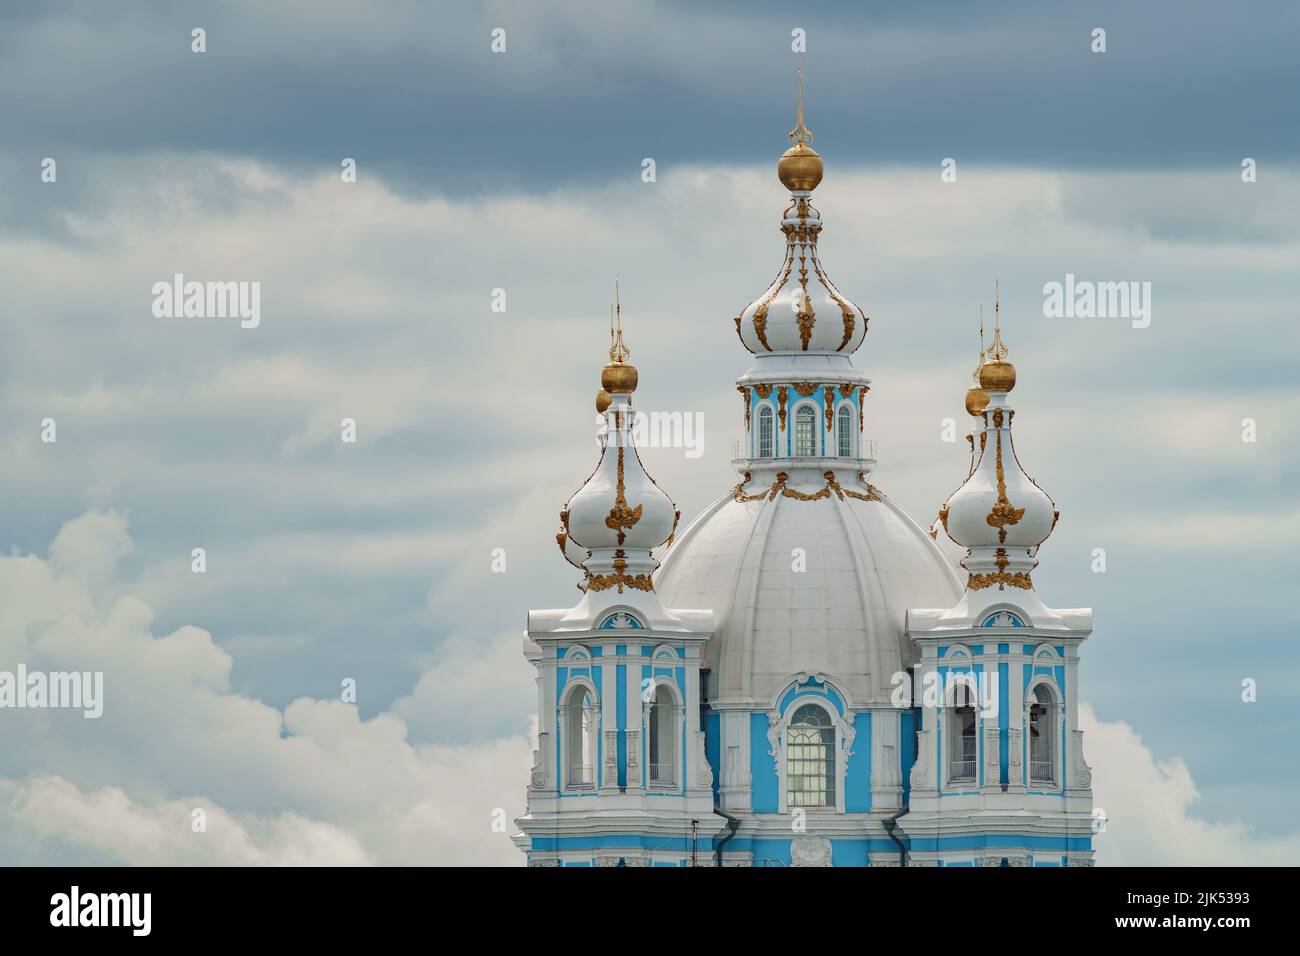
979,278 -> 1017,392
778,63 -> 823,192
602,281 -> 638,394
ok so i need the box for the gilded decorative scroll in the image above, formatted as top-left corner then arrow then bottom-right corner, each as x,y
603,447 -> 643,545
984,430 -> 1024,544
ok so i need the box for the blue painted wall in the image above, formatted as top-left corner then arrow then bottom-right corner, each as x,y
751,712 -> 778,812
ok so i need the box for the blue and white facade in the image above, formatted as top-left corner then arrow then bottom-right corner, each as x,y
516,108 -> 1094,867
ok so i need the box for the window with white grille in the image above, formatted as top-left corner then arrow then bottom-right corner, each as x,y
786,704 -> 835,807
758,405 -> 774,457
794,406 -> 816,456
836,405 -> 853,456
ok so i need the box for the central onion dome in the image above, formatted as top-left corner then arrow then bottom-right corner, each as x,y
658,74 -> 961,705
733,74 -> 868,355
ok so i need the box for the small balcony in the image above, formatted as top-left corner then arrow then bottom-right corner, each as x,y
1030,760 -> 1055,786
948,760 -> 977,783
730,438 -> 878,466
647,763 -> 676,788
565,765 -> 595,789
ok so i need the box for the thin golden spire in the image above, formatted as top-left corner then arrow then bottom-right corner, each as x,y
972,302 -> 986,383
609,279 -> 630,364
788,59 -> 813,146
986,277 -> 1009,363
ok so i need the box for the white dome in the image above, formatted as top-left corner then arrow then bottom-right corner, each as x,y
565,401 -> 677,553
942,404 -> 1056,552
655,469 -> 962,705
733,200 -> 869,355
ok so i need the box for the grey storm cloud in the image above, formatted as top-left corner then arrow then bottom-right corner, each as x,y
2,0 -> 1299,202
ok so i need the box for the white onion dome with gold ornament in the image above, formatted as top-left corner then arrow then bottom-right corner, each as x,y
938,297 -> 1058,593
733,72 -> 868,356
559,300 -> 680,572
564,400 -> 678,553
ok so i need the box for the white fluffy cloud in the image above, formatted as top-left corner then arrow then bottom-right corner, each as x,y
0,511 -> 531,865
1084,704 -> 1300,865
3,775 -> 372,866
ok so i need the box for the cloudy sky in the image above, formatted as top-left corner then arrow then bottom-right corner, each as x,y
1,1 -> 1297,864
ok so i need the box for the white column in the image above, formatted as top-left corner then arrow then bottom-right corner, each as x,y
870,707 -> 902,811
625,650 -> 643,792
908,656 -> 939,795
1006,648 -> 1026,793
683,655 -> 709,794
534,660 -> 557,792
600,656 -> 619,794
719,709 -> 752,811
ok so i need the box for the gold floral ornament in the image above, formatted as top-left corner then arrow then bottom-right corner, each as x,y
968,570 -> 1033,591
589,557 -> 654,594
604,447 -> 643,545
731,472 -> 769,503
795,291 -> 816,352
966,544 -> 1034,593
730,470 -> 883,504
985,430 -> 1024,544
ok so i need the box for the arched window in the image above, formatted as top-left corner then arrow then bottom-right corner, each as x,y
757,405 -> 774,458
836,405 -> 853,457
786,704 -> 835,807
794,405 -> 817,457
647,684 -> 677,787
948,682 -> 978,783
562,685 -> 597,789
1029,685 -> 1056,786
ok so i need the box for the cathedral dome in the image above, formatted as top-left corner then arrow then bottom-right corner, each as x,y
732,197 -> 869,355
655,471 -> 962,704
732,68 -> 868,356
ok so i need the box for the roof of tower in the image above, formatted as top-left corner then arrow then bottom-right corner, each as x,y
733,68 -> 868,355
